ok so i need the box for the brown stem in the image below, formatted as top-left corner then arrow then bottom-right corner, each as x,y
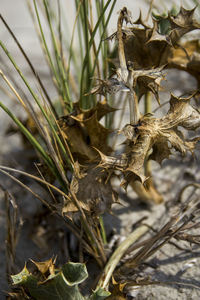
117,8 -> 128,82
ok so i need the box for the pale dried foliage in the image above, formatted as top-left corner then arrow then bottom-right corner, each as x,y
60,6 -> 200,211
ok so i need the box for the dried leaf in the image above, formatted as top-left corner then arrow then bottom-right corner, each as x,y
169,6 -> 200,43
98,94 -> 200,187
149,137 -> 171,164
58,101 -> 114,162
133,10 -> 150,29
59,118 -> 97,161
119,6 -> 200,70
130,66 -> 165,102
81,112 -> 112,153
168,40 -> 200,83
70,99 -> 117,121
147,19 -> 171,44
106,280 -> 126,300
67,163 -> 118,215
30,258 -> 55,275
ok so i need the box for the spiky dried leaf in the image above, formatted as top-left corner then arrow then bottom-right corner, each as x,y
169,6 -> 200,43
31,258 -> 55,275
98,94 -> 200,186
130,66 -> 165,102
120,6 -> 200,70
58,101 -> 114,162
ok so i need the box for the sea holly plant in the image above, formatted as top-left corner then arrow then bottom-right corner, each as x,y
1,2 -> 200,299
85,6 -> 200,203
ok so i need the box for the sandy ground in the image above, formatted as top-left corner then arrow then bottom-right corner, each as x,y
1,1 -> 200,299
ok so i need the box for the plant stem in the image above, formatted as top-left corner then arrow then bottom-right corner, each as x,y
117,8 -> 128,82
128,70 -> 140,125
99,216 -> 107,244
79,0 -> 112,105
145,91 -> 152,115
96,224 -> 151,290
144,91 -> 152,176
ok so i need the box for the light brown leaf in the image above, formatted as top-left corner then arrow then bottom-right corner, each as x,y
169,6 -> 200,43
58,101 -> 114,162
130,66 -> 165,102
31,258 -> 55,275
120,6 -> 200,70
98,94 -> 200,187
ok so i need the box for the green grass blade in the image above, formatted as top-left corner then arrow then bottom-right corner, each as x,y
0,14 -> 58,118
67,0 -> 82,83
43,0 -> 72,111
33,0 -> 62,94
79,0 -> 113,106
0,40 -> 72,169
74,0 -> 84,65
82,0 -> 92,94
90,0 -> 117,86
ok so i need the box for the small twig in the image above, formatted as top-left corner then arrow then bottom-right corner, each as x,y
178,183 -> 200,203
0,166 -> 95,256
34,163 -> 57,204
4,189 -> 23,277
126,216 -> 179,269
126,279 -> 200,290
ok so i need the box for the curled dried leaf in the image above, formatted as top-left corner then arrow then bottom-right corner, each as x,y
98,94 -> 200,187
169,6 -> 200,43
117,6 -> 200,71
129,65 -> 165,102
58,101 -> 115,162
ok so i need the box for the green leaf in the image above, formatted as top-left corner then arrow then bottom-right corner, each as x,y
62,262 -> 88,286
11,262 -> 88,300
28,272 -> 85,300
89,288 -> 111,300
11,265 -> 31,285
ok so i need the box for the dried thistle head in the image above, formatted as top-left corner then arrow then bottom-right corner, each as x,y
89,78 -> 130,96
